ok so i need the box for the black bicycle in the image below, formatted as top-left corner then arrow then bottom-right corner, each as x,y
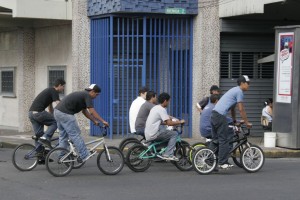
192,123 -> 265,174
12,134 -> 58,171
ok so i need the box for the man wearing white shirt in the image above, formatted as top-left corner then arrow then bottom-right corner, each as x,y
129,86 -> 149,133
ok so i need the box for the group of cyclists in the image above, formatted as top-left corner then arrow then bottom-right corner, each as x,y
29,74 -> 253,170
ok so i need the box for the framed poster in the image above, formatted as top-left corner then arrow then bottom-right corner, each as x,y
276,32 -> 294,103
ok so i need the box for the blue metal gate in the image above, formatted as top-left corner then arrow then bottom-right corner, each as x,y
90,15 -> 193,138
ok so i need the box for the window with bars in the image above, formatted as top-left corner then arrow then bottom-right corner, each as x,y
48,66 -> 66,96
0,67 -> 16,97
220,52 -> 274,79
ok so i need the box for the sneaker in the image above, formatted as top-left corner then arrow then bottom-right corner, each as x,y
157,154 -> 179,162
39,137 -> 51,147
82,150 -> 97,162
218,163 -> 233,170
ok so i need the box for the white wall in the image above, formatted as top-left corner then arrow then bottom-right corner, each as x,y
35,24 -> 72,96
0,31 -> 19,128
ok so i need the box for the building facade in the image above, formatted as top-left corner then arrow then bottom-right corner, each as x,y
1,0 -> 300,139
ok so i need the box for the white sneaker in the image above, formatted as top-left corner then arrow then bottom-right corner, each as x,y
218,163 -> 233,170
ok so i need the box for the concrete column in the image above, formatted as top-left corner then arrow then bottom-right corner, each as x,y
18,28 -> 35,132
192,0 -> 220,139
72,0 -> 91,133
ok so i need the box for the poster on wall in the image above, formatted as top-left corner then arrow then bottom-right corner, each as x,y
276,32 -> 294,103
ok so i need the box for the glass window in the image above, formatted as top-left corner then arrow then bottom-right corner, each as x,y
0,67 -> 16,97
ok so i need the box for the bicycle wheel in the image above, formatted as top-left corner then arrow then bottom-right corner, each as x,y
46,147 -> 74,177
126,144 -> 151,172
192,147 -> 217,175
188,142 -> 207,161
173,143 -> 193,171
12,144 -> 38,171
118,137 -> 140,150
231,143 -> 249,168
97,146 -> 124,175
241,145 -> 265,173
120,140 -> 141,161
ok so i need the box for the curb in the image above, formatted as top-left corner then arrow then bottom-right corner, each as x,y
0,142 -> 18,149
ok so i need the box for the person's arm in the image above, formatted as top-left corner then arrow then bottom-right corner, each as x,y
48,104 -> 54,114
267,106 -> 273,117
164,119 -> 185,126
82,108 -> 109,127
237,102 -> 252,128
196,103 -> 202,112
230,106 -> 236,122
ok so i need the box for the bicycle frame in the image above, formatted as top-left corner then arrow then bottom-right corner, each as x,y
138,136 -> 183,159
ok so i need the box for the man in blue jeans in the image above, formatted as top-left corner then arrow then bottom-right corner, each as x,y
28,78 -> 65,150
210,75 -> 252,169
54,84 -> 109,162
145,92 -> 185,161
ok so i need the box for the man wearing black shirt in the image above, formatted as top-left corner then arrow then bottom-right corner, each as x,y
29,79 -> 65,149
54,84 -> 109,162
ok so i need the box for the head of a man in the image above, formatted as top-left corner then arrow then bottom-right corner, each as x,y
85,84 -> 101,99
210,85 -> 220,95
210,94 -> 220,105
53,78 -> 66,93
237,75 -> 250,91
138,86 -> 149,100
158,92 -> 171,108
146,90 -> 157,104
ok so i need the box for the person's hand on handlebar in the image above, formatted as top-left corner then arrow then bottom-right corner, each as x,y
245,122 -> 252,129
180,119 -> 185,124
94,120 -> 109,127
102,121 -> 109,127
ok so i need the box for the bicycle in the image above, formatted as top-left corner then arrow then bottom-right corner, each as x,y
126,124 -> 192,172
192,123 -> 265,174
12,134 -> 59,171
45,126 -> 124,177
188,123 -> 250,168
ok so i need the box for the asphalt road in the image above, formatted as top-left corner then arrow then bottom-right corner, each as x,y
1,148 -> 300,200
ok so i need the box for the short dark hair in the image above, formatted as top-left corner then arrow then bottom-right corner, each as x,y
158,92 -> 170,104
210,94 -> 220,104
138,86 -> 149,95
53,78 -> 66,87
209,85 -> 220,94
146,90 -> 156,101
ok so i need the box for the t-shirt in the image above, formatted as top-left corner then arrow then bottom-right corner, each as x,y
262,106 -> 272,122
214,86 -> 244,116
129,96 -> 146,133
135,101 -> 155,131
29,88 -> 60,112
145,105 -> 169,140
198,96 -> 210,110
200,102 -> 215,138
55,91 -> 93,115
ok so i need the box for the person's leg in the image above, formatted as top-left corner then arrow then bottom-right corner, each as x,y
216,115 -> 230,165
33,111 -> 57,140
56,111 -> 89,160
209,111 -> 219,151
154,129 -> 178,156
54,110 -> 69,150
28,112 -> 45,149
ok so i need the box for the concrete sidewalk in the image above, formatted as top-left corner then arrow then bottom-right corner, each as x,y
1,128 -> 300,158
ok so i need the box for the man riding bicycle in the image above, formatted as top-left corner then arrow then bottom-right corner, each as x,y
210,75 -> 252,170
145,92 -> 185,161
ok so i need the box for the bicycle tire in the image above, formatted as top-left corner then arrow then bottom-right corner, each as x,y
46,147 -> 74,177
173,143 -> 193,171
118,137 -> 140,150
120,140 -> 141,161
241,145 -> 265,173
12,143 -> 38,171
231,143 -> 249,168
97,146 -> 124,175
188,142 -> 207,162
126,144 -> 151,172
192,147 -> 217,175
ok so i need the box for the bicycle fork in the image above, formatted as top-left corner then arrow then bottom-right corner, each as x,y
103,144 -> 112,162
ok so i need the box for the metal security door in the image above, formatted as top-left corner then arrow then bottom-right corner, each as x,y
90,15 -> 193,138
